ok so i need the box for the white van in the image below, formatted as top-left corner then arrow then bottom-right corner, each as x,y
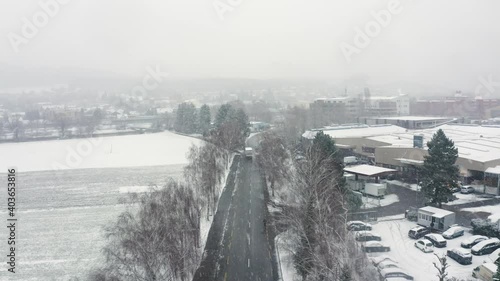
472,262 -> 497,281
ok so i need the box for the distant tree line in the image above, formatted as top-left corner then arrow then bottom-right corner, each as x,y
174,102 -> 250,151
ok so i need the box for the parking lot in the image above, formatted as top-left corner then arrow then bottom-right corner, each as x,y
366,218 -> 495,281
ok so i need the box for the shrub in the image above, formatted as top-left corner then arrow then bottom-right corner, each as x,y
406,209 -> 418,222
471,219 -> 500,238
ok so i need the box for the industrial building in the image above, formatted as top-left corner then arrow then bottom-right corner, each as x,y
302,122 -> 500,194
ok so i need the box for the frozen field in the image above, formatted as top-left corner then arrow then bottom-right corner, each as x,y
0,132 -> 203,280
369,219 -> 493,281
0,131 -> 201,172
0,165 -> 186,280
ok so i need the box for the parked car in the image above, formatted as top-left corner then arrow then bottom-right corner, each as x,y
408,226 -> 431,239
355,231 -> 382,242
446,248 -> 472,265
451,186 -> 461,193
379,268 -> 414,280
377,260 -> 399,271
460,185 -> 474,194
471,238 -> 500,255
424,234 -> 447,248
442,226 -> 465,239
370,255 -> 398,266
488,248 -> 500,263
347,221 -> 372,231
362,241 -> 390,253
461,235 -> 489,248
414,239 -> 434,253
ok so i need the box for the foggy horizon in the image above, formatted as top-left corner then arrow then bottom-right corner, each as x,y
1,0 -> 500,93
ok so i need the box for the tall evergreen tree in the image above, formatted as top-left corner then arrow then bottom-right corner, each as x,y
211,104 -> 250,150
215,104 -> 233,128
174,102 -> 197,134
311,131 -> 362,210
420,129 -> 460,208
198,104 -> 211,135
235,108 -> 250,138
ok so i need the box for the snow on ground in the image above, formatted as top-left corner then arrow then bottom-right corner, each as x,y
370,218 -> 491,281
385,180 -> 421,191
277,231 -> 300,281
0,132 -> 207,280
461,204 -> 500,223
444,192 -> 492,206
363,194 -> 399,208
0,131 -> 201,172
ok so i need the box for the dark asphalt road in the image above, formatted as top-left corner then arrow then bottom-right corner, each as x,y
193,156 -> 274,281
220,157 -> 273,281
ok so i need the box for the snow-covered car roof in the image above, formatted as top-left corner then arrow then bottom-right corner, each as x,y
370,255 -> 397,265
356,231 -> 380,237
425,233 -> 446,242
472,238 -> 500,251
448,248 -> 472,257
443,226 -> 462,234
365,241 -> 387,247
462,235 -> 488,244
488,248 -> 500,262
380,267 -> 411,276
417,239 -> 433,244
378,260 -> 399,268
347,220 -> 370,225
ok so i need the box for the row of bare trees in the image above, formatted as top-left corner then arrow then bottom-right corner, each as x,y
90,181 -> 202,281
184,143 -> 229,221
88,137 -> 234,281
258,129 -> 376,280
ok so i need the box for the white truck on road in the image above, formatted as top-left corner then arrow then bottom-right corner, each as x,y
244,147 -> 254,159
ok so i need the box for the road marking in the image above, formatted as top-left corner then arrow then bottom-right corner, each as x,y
249,209 -> 251,215
248,258 -> 250,268
227,256 -> 230,265
224,272 -> 228,281
248,221 -> 251,229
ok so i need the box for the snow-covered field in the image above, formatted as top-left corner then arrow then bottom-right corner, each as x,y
370,218 -> 493,281
0,131 -> 201,172
0,132 -> 206,280
461,204 -> 500,223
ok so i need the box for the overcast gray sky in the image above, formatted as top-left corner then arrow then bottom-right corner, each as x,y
1,0 -> 499,90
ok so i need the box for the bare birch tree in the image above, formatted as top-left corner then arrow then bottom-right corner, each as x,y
255,131 -> 289,197
95,180 -> 201,281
